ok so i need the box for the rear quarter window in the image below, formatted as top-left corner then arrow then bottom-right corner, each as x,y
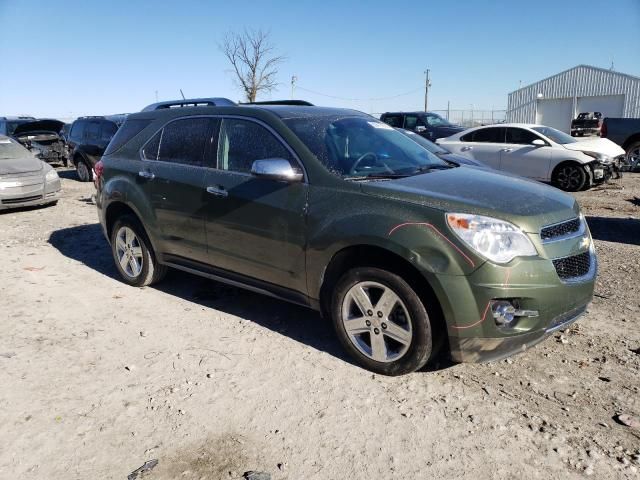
70,120 -> 86,140
104,119 -> 150,156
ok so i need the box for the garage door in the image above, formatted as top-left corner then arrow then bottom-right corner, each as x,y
536,98 -> 574,133
577,94 -> 625,118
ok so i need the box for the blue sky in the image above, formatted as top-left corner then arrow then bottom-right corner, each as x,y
0,0 -> 638,119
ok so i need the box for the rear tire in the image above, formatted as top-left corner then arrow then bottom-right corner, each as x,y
110,215 -> 167,287
331,267 -> 433,376
552,163 -> 587,192
76,160 -> 92,182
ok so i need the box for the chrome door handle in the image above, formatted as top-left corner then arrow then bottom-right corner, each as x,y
501,148 -> 513,153
206,186 -> 228,197
138,171 -> 155,180
460,146 -> 473,151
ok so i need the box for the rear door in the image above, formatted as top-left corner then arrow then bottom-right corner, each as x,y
203,117 -> 308,293
448,127 -> 505,168
500,127 -> 552,180
139,116 -> 217,264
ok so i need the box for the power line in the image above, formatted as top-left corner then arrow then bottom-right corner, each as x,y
295,85 -> 423,102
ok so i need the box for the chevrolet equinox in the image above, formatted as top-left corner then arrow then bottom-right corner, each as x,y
95,98 -> 596,375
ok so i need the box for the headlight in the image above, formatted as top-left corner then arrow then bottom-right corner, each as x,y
583,151 -> 611,164
446,213 -> 537,264
45,169 -> 59,181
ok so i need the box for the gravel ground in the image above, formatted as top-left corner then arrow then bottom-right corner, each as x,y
0,169 -> 639,479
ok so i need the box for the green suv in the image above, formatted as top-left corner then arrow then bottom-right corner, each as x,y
95,98 -> 596,375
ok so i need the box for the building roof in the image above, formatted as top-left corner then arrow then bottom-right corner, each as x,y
510,64 -> 640,95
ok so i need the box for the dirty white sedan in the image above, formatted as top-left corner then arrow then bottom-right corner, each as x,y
438,123 -> 625,191
0,135 -> 61,210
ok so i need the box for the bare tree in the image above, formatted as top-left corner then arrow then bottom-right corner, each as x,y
220,30 -> 285,102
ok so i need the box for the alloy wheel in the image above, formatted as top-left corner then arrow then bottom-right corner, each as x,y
628,147 -> 640,171
341,281 -> 413,363
557,165 -> 583,190
115,226 -> 144,278
77,162 -> 90,182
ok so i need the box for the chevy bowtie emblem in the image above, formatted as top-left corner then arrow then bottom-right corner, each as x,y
579,236 -> 590,250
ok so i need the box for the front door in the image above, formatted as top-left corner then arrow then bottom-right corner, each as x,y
204,117 -> 308,294
139,117 -> 218,264
499,127 -> 552,180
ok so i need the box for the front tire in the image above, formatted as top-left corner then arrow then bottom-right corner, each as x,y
626,140 -> 640,172
331,267 -> 433,375
552,163 -> 587,191
110,215 -> 167,287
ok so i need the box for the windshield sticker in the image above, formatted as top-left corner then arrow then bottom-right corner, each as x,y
368,121 -> 393,130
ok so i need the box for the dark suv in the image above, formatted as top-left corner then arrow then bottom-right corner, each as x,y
380,111 -> 465,141
67,115 -> 125,181
96,98 -> 596,375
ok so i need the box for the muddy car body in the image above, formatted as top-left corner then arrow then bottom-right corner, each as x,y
95,99 -> 596,375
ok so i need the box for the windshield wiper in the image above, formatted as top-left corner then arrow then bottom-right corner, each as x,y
411,164 -> 455,175
345,173 -> 411,181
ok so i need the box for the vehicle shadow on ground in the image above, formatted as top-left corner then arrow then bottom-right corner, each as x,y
57,169 -> 82,181
48,223 -> 452,372
586,216 -> 640,246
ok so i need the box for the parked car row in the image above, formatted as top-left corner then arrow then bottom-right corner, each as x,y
380,112 -> 626,191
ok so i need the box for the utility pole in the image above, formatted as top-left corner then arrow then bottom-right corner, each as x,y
424,69 -> 431,112
291,75 -> 298,99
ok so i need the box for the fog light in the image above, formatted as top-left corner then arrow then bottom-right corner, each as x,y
491,300 -> 539,327
492,301 -> 516,326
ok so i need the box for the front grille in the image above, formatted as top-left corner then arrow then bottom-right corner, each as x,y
552,251 -> 591,279
2,195 -> 42,205
541,218 -> 581,241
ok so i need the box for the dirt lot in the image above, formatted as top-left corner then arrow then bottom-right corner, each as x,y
0,170 -> 639,479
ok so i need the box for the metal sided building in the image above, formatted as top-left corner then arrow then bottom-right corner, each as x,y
506,65 -> 640,133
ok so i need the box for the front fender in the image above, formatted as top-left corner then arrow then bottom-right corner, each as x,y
305,190 -> 483,299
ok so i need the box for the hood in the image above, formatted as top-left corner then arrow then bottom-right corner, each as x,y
563,138 -> 625,157
0,139 -> 44,175
13,119 -> 64,136
433,126 -> 465,137
360,166 -> 578,233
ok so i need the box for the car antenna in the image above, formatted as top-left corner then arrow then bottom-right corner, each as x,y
179,89 -> 186,100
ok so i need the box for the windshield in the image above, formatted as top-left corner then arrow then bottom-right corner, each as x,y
0,138 -> 30,159
283,116 -> 450,179
426,113 -> 455,127
532,126 -> 577,145
396,129 -> 450,154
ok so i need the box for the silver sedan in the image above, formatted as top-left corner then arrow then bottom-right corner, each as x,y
0,135 -> 61,210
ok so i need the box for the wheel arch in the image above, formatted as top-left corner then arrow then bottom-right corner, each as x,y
319,244 -> 449,354
104,200 -> 161,259
622,133 -> 640,152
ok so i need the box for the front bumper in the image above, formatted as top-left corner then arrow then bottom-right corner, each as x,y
0,176 -> 61,210
430,229 -> 596,363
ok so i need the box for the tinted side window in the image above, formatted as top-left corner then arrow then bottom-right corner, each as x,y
142,131 -> 160,161
157,117 -> 214,166
101,121 -> 118,142
0,121 -> 6,135
70,121 -> 85,140
218,118 -> 293,173
383,115 -> 404,128
104,119 -> 151,156
505,128 -> 540,145
404,115 -> 426,130
463,127 -> 505,143
86,122 -> 101,142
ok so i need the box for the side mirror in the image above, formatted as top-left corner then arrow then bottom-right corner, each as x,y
531,139 -> 546,147
251,158 -> 303,182
415,126 -> 427,133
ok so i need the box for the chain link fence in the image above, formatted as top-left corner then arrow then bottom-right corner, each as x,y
431,109 -> 506,127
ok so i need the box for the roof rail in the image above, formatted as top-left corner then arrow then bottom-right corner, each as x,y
242,100 -> 314,106
141,97 -> 237,112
